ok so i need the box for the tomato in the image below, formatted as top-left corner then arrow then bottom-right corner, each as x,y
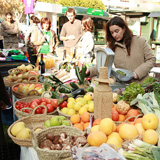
59,101 -> 68,109
112,108 -> 119,121
40,97 -> 47,103
24,109 -> 32,114
46,104 -> 54,113
50,99 -> 58,108
40,102 -> 47,106
46,99 -> 52,104
35,107 -> 42,114
31,99 -> 40,105
30,101 -> 39,109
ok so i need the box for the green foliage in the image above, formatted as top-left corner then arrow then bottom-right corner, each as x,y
57,0 -> 105,10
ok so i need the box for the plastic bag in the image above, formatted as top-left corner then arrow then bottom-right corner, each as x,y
71,143 -> 126,160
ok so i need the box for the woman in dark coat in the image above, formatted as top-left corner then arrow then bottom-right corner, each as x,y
0,71 -> 12,145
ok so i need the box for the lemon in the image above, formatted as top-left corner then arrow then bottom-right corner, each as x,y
107,137 -> 122,148
67,109 -> 76,115
68,97 -> 75,103
88,103 -> 94,113
84,94 -> 92,101
67,101 -> 75,109
79,106 -> 87,115
76,97 -> 83,102
91,125 -> 99,132
74,102 -> 82,112
84,104 -> 89,109
79,98 -> 87,105
61,108 -> 69,114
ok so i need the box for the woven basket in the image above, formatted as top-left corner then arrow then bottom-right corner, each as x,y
32,126 -> 87,160
14,95 -> 58,119
8,107 -> 72,147
12,83 -> 42,99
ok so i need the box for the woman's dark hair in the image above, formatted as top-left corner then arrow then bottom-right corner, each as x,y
30,15 -> 40,24
105,16 -> 133,55
40,17 -> 51,30
82,16 -> 94,32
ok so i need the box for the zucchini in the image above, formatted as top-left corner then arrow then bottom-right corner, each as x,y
68,88 -> 85,98
80,65 -> 87,82
75,66 -> 83,84
70,82 -> 79,90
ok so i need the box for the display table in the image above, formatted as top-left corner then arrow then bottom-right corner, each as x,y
0,58 -> 29,77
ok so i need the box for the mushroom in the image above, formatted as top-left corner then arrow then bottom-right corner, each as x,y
54,144 -> 62,150
53,135 -> 60,144
60,132 -> 67,141
73,136 -> 87,147
40,139 -> 53,150
62,144 -> 72,150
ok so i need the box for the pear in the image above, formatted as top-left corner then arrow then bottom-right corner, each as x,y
26,65 -> 33,71
16,128 -> 31,139
21,64 -> 26,72
11,122 -> 26,137
12,74 -> 18,81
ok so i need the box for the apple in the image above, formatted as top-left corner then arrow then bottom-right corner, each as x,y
44,120 -> 51,128
50,116 -> 62,126
58,116 -> 66,121
61,120 -> 70,126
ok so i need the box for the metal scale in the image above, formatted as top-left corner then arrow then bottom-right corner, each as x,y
95,47 -> 134,90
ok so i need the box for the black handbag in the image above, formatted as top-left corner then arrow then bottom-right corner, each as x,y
27,40 -> 37,55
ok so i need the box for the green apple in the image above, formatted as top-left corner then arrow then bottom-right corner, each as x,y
44,120 -> 51,128
61,120 -> 70,126
50,116 -> 62,126
58,116 -> 66,121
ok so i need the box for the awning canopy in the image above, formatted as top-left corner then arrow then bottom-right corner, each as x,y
61,6 -> 109,18
148,12 -> 160,17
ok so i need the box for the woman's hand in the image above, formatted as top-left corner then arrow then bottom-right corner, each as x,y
133,72 -> 139,79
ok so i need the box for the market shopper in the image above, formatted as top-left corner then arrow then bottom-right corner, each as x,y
39,17 -> 59,55
86,16 -> 156,84
0,71 -> 12,145
25,15 -> 45,65
60,7 -> 83,56
1,12 -> 19,49
77,16 -> 94,59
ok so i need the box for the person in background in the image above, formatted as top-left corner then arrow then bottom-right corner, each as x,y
60,7 -> 83,56
86,16 -> 156,84
25,15 -> 45,65
1,12 -> 19,49
39,17 -> 59,55
0,71 -> 12,145
77,16 -> 94,60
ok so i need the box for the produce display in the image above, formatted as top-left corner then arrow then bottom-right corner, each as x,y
4,64 -> 39,84
5,61 -> 160,160
44,115 -> 71,128
15,97 -> 58,114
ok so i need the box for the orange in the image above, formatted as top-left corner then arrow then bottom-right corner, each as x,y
84,122 -> 90,130
143,129 -> 159,145
81,112 -> 90,123
126,109 -> 140,121
118,114 -> 125,122
70,114 -> 81,124
73,123 -> 83,131
119,124 -> 138,140
134,118 -> 142,124
87,131 -> 107,147
142,113 -> 159,130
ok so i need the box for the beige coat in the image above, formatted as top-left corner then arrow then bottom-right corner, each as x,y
89,35 -> 156,84
1,20 -> 19,48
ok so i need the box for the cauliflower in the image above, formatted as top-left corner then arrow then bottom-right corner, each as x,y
116,100 -> 130,115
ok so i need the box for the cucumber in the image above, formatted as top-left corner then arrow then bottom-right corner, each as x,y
70,82 -> 79,90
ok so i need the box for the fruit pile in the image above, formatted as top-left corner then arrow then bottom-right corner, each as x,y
44,116 -> 71,128
70,112 -> 91,131
87,113 -> 159,148
60,93 -> 94,116
13,83 -> 43,96
4,64 -> 39,84
11,122 -> 31,139
15,98 -> 58,114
